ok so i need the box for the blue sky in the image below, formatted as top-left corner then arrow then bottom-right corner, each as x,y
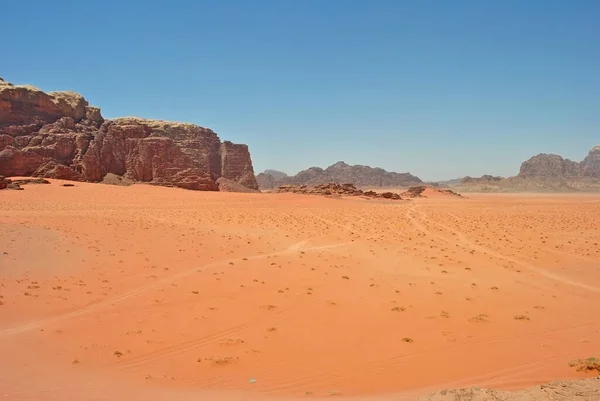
2,0 -> 599,180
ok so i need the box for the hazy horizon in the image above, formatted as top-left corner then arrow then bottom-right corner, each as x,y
3,0 -> 599,181
258,144 -> 596,182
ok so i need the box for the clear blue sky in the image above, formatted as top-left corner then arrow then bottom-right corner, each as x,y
2,0 -> 599,180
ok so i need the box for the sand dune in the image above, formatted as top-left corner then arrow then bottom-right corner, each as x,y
1,181 -> 599,400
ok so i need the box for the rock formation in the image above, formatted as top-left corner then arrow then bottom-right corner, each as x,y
257,161 -> 422,190
510,148 -> 600,191
518,154 -> 583,179
516,145 -> 600,181
401,185 -> 462,198
0,176 -> 49,190
581,145 -> 600,178
0,78 -> 258,191
277,183 -> 404,200
449,145 -> 600,192
216,177 -> 260,193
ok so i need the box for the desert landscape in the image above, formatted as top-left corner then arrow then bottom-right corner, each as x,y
1,178 -> 600,400
1,77 -> 600,400
4,0 -> 600,398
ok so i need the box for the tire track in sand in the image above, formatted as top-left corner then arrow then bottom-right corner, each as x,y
444,211 -> 597,264
0,239 -> 352,338
117,297 -> 320,371
406,204 -> 600,293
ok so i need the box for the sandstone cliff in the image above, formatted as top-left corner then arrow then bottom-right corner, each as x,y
0,78 -> 258,191
257,161 -> 422,190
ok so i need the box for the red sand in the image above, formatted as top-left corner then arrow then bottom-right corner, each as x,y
1,181 -> 599,400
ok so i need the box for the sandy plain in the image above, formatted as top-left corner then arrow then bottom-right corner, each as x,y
1,181 -> 599,400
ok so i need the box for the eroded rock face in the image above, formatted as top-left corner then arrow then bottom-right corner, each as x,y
518,154 -> 583,178
0,79 -> 258,191
0,78 -> 87,127
518,146 -> 600,180
581,145 -> 600,177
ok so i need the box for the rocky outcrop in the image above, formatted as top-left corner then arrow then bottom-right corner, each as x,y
0,176 -> 46,190
517,146 -> 600,181
0,78 -> 258,191
0,78 -> 87,126
518,154 -> 583,179
277,183 -> 404,200
219,141 -> 257,190
450,146 -> 600,193
505,148 -> 600,191
581,145 -> 600,177
401,185 -> 462,198
401,186 -> 428,198
216,177 -> 260,193
258,161 -> 422,190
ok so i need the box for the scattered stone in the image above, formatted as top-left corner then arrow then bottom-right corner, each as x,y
0,176 -> 24,190
418,377 -> 600,401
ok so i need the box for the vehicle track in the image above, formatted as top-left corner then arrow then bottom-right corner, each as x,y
259,319 -> 598,394
406,205 -> 600,293
117,298 -> 319,370
444,211 -> 597,264
0,239 -> 352,338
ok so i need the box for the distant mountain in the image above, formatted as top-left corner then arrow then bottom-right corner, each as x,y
460,175 -> 504,185
581,145 -> 600,176
453,145 -> 600,192
263,169 -> 289,180
431,178 -> 464,187
257,161 -> 422,190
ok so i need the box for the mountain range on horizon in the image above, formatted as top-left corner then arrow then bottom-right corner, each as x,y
256,162 -> 423,189
258,145 -> 600,192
